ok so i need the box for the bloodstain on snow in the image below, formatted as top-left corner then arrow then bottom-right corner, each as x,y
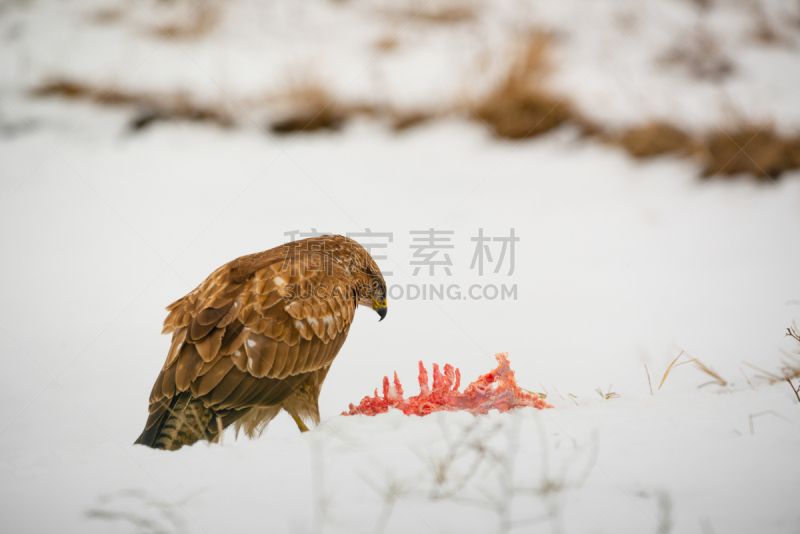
343,352 -> 552,416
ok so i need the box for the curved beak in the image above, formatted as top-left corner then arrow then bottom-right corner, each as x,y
373,298 -> 387,322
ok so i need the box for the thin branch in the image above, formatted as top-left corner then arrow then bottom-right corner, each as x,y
787,378 -> 800,403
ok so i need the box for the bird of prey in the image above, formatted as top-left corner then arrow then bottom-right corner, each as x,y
135,235 -> 387,450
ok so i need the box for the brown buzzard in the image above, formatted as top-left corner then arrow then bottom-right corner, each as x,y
135,235 -> 387,450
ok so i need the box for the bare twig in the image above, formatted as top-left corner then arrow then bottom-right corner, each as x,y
786,325 -> 800,343
786,378 -> 800,403
742,326 -> 800,386
645,365 -> 653,395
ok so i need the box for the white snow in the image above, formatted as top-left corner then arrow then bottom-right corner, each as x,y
1,0 -> 800,533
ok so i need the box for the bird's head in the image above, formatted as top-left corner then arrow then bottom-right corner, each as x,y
346,240 -> 388,322
363,272 -> 388,321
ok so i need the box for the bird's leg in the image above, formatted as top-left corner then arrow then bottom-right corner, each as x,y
291,413 -> 310,433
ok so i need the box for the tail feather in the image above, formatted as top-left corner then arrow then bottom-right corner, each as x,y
134,393 -> 216,450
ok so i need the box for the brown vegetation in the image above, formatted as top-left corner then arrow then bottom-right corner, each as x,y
701,127 -> 800,179
89,8 -> 125,24
471,31 -> 800,180
473,33 -> 575,140
32,40 -> 800,180
374,34 -> 400,53
595,385 -> 620,400
87,0 -> 221,40
659,25 -> 734,82
749,2 -> 792,46
614,122 -> 695,159
156,5 -> 220,40
391,109 -> 437,131
32,79 -> 234,131
693,359 -> 727,389
608,121 -> 800,179
269,84 -> 353,134
744,326 -> 800,400
384,0 -> 477,24
658,350 -> 727,390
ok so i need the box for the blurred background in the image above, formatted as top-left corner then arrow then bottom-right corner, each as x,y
1,1 -> 800,533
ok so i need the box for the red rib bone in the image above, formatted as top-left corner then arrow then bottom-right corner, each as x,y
343,353 -> 552,416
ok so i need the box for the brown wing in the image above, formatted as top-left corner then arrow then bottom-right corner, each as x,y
144,244 -> 356,427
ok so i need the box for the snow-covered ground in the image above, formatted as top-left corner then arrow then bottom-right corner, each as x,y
1,1 -> 800,533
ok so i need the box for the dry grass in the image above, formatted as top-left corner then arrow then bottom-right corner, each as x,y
743,361 -> 782,383
595,385 -> 620,400
374,34 -> 400,53
740,368 -> 755,390
658,351 -> 687,390
384,0 -> 477,25
473,32 -> 576,140
607,121 -> 800,179
151,1 -> 221,40
659,25 -> 734,82
693,359 -> 727,389
269,83 -> 353,134
701,127 -> 800,179
748,410 -> 790,434
415,4 -> 476,24
33,52 -> 800,181
32,79 -> 234,131
391,109 -> 437,131
614,122 -> 695,159
156,2 -> 221,39
659,350 -> 727,390
469,29 -> 799,180
749,2 -> 791,46
752,15 -> 784,46
33,79 -> 137,105
87,0 -> 221,40
689,0 -> 713,10
520,387 -> 547,400
89,7 -> 125,24
744,324 -> 800,401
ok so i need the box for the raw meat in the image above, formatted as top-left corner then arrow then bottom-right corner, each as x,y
343,353 -> 552,416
